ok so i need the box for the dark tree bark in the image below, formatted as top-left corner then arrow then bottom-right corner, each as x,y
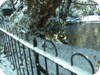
27,0 -> 62,28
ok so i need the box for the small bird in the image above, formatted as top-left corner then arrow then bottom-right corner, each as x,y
44,32 -> 54,40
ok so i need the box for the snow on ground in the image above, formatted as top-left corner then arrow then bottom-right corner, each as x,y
93,0 -> 100,6
0,30 -> 17,75
0,68 -> 6,75
94,68 -> 100,75
0,0 -> 6,7
0,52 -> 17,75
0,51 -> 17,75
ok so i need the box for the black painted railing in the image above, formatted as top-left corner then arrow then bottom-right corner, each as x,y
0,26 -> 95,75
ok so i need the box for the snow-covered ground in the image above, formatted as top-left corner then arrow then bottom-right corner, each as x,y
0,54 -> 17,75
0,69 -> 6,75
0,0 -> 6,7
0,33 -> 17,75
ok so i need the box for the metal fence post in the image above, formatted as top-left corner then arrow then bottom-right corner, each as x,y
28,48 -> 34,75
43,40 -> 59,75
71,53 -> 95,75
33,37 -> 41,75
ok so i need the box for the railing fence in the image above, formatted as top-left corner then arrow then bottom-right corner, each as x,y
0,26 -> 95,75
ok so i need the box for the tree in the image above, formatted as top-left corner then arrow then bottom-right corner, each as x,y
27,0 -> 63,28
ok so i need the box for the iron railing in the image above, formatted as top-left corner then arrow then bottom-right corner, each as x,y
0,27 -> 95,75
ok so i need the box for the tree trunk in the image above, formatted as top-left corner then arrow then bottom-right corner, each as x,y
27,0 -> 62,28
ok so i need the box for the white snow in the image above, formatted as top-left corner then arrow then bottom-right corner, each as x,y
22,6 -> 28,12
0,54 -> 17,75
94,68 -> 100,75
15,0 -> 21,8
93,0 -> 100,6
0,0 -> 6,7
9,5 -> 26,25
82,15 -> 100,22
0,69 -> 6,75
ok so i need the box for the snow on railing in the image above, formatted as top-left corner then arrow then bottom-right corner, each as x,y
0,27 -> 94,75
